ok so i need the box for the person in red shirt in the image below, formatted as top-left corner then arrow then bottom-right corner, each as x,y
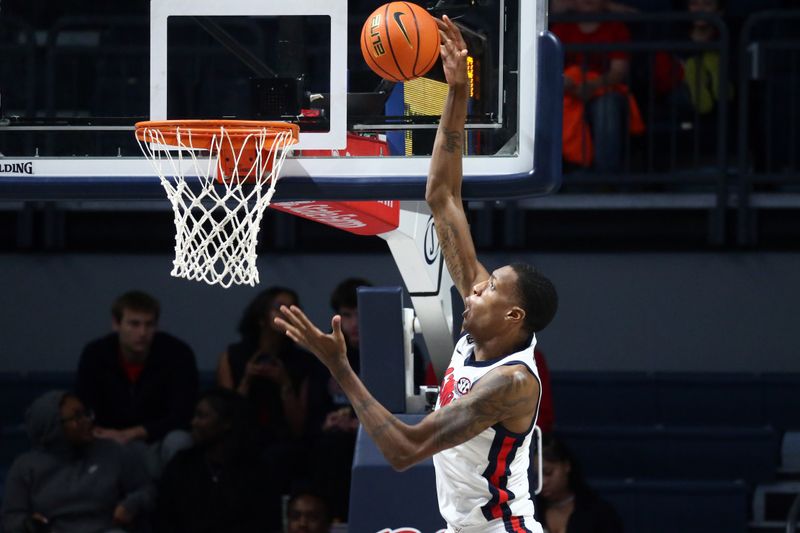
551,0 -> 634,172
76,290 -> 197,478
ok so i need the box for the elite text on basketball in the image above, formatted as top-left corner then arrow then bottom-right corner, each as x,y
369,15 -> 386,56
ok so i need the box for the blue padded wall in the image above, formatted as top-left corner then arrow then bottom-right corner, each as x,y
348,414 -> 445,533
358,287 -> 407,414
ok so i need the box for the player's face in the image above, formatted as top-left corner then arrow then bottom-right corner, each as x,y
540,458 -> 572,501
462,266 -> 522,339
113,308 -> 157,360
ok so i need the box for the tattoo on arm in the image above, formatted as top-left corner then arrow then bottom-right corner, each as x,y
354,397 -> 398,439
443,129 -> 462,153
432,372 -> 530,450
373,415 -> 399,439
355,397 -> 376,412
437,220 -> 468,294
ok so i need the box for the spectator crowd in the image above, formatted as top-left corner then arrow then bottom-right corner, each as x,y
0,278 -> 586,533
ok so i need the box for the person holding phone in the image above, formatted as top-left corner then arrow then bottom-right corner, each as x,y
216,286 -> 326,493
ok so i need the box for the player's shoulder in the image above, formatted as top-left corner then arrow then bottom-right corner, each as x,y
494,363 -> 538,384
477,364 -> 539,396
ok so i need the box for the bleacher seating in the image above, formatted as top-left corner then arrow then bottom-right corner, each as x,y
560,425 -> 779,483
552,371 -> 800,430
595,478 -> 749,533
655,372 -> 765,427
549,371 -> 658,426
549,371 -> 800,532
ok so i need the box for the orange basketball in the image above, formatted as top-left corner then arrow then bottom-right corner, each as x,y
360,2 -> 441,82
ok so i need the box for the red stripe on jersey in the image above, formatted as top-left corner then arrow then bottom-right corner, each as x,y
488,436 -> 516,519
511,516 -> 529,533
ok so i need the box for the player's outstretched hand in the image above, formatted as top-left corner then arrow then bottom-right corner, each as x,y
436,15 -> 468,88
275,305 -> 349,374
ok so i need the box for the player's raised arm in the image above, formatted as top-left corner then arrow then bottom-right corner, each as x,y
425,16 -> 490,301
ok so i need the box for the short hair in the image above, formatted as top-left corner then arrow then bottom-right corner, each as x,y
111,290 -> 160,322
509,263 -> 558,334
330,278 -> 372,312
237,286 -> 300,344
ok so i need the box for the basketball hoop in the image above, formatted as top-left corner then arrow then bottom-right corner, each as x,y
135,120 -> 299,288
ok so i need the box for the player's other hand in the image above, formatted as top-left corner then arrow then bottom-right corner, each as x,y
436,15 -> 469,88
275,306 -> 349,374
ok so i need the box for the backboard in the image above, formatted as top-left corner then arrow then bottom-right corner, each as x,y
0,0 -> 562,201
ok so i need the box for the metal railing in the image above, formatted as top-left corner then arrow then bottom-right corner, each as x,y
737,10 -> 800,245
551,12 -> 729,182
506,12 -> 733,244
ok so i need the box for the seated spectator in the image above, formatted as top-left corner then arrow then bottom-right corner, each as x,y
157,388 -> 282,533
287,489 -> 333,533
76,290 -> 197,478
551,0 -> 644,172
216,286 -> 327,491
1,391 -> 154,533
535,434 -> 624,533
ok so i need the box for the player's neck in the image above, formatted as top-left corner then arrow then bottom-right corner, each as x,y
473,333 -> 528,361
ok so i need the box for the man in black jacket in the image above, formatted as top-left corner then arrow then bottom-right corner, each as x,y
76,290 -> 198,476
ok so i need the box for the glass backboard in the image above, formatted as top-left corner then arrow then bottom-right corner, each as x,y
0,0 -> 562,201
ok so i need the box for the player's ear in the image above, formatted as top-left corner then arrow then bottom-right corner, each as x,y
506,306 -> 525,325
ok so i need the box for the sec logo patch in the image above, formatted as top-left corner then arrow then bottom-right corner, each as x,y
456,377 -> 472,395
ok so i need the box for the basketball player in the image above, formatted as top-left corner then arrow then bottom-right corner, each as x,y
275,15 -> 557,533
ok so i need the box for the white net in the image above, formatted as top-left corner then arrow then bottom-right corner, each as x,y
136,124 -> 296,288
